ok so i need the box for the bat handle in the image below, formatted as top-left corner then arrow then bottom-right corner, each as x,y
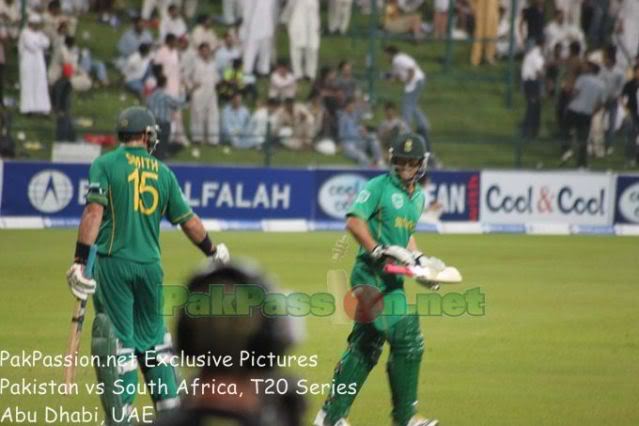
383,264 -> 413,276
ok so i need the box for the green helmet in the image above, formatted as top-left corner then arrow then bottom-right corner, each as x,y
116,106 -> 160,154
389,132 -> 430,181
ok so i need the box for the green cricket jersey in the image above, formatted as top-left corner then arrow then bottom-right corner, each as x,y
86,145 -> 193,263
347,173 -> 425,289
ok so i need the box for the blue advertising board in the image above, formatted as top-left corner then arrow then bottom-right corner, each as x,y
0,161 -> 480,223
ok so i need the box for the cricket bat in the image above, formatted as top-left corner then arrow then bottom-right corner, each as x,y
384,263 -> 463,284
63,245 -> 97,388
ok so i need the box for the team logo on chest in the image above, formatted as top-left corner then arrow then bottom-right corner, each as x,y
391,193 -> 404,209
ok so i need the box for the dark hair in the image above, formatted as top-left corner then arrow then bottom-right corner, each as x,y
119,132 -> 144,143
384,101 -> 396,110
384,45 -> 399,55
164,33 -> 176,44
139,43 -> 151,56
196,14 -> 208,25
569,41 -> 581,56
338,60 -> 350,71
267,97 -> 280,107
156,74 -> 167,88
64,35 -> 75,48
198,42 -> 210,51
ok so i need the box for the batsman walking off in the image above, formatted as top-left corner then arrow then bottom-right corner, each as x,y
65,106 -> 230,425
315,133 -> 441,426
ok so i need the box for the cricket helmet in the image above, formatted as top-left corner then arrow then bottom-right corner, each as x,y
176,259 -> 296,371
388,132 -> 430,182
116,106 -> 160,154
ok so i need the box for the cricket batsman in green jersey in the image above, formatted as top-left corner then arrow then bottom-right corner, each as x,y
315,133 -> 442,426
65,106 -> 231,425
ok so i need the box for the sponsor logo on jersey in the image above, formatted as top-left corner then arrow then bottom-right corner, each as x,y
391,193 -> 404,209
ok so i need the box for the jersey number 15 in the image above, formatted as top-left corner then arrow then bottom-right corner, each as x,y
127,169 -> 159,215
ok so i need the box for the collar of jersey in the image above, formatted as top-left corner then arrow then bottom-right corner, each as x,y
121,145 -> 149,153
388,172 -> 420,199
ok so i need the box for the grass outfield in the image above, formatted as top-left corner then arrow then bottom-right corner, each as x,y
1,230 -> 638,425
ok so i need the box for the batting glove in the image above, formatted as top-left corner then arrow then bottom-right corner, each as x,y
66,263 -> 96,300
412,252 -> 446,291
370,244 -> 415,265
211,243 -> 230,264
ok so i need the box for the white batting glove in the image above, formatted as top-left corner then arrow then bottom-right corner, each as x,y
370,244 -> 414,265
412,252 -> 446,291
212,243 -> 230,264
66,263 -> 96,300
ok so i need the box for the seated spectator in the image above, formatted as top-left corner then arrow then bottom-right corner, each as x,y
221,92 -> 257,149
191,14 -> 218,51
383,0 -> 424,40
78,45 -> 109,87
215,31 -> 241,75
268,59 -> 297,100
544,8 -> 585,59
273,97 -> 315,150
116,15 -> 153,71
217,58 -> 256,103
123,43 -> 153,97
377,101 -> 410,150
48,36 -> 91,91
308,93 -> 328,139
247,97 -> 281,147
338,97 -> 384,166
159,4 -> 187,42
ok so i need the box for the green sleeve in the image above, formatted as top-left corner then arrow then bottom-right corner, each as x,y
165,170 -> 194,225
346,178 -> 383,220
86,158 -> 109,206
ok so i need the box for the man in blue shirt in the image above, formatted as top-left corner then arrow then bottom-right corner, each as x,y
221,92 -> 256,149
338,97 -> 384,166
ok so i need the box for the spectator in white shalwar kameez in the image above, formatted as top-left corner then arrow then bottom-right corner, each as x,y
328,0 -> 353,35
281,0 -> 321,80
159,4 -> 187,42
187,43 -> 220,145
240,0 -> 276,77
614,0 -> 639,69
191,14 -> 218,51
19,15 -> 51,114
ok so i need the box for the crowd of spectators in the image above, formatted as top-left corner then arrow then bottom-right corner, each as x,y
0,0 -> 637,169
518,0 -> 639,168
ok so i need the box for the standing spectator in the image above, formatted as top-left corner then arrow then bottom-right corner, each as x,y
557,41 -> 584,133
471,0 -> 500,66
281,0 -> 320,80
554,0 -> 583,27
268,59 -> 297,100
146,74 -> 187,159
42,0 -> 76,42
621,64 -> 639,166
382,0 -> 424,40
240,0 -> 276,77
221,92 -> 256,149
544,8 -> 586,59
520,0 -> 546,48
142,0 -> 172,21
123,43 -> 153,98
377,101 -> 410,150
19,14 -> 50,115
215,31 -> 241,75
222,0 -> 242,25
560,62 -> 606,167
187,43 -> 220,146
183,0 -> 198,19
336,60 -> 357,105
433,0 -> 450,39
521,37 -> 545,140
328,0 -> 353,35
338,97 -> 384,166
309,66 -> 342,139
600,47 -> 625,154
587,0 -> 611,48
384,46 -> 430,149
614,0 -> 639,70
51,62 -> 75,141
153,33 -> 187,145
191,14 -> 218,51
159,4 -> 187,42
0,0 -> 20,39
116,15 -> 153,71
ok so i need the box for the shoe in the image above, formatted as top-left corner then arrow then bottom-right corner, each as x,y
560,149 -> 573,165
406,415 -> 439,426
313,409 -> 351,426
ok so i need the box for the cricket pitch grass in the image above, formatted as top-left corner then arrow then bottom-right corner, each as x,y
1,230 -> 638,425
